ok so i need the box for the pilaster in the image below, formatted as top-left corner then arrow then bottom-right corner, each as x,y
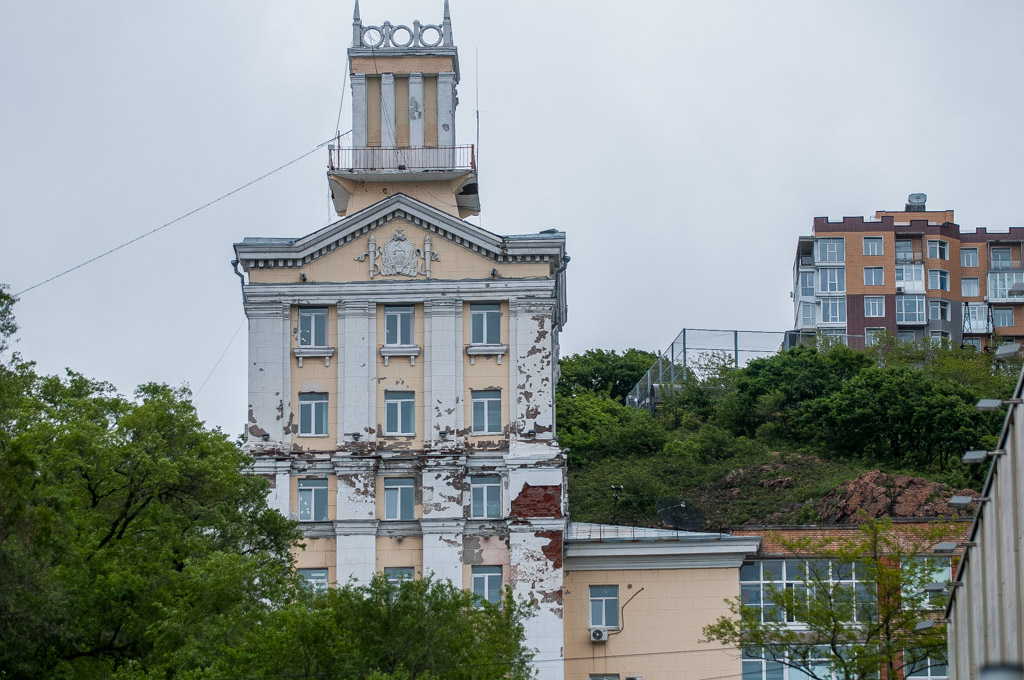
408,72 -> 424,147
509,521 -> 565,680
335,521 -> 378,585
381,73 -> 396,148
437,72 -> 456,147
510,299 -> 556,442
245,302 -> 292,445
421,517 -> 466,584
424,298 -> 461,442
351,73 -> 368,147
340,301 -> 375,441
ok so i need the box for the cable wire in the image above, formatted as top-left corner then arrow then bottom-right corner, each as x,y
15,135 -> 345,297
194,317 -> 245,397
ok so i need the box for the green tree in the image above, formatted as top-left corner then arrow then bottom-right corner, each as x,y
0,292 -> 299,678
217,574 -> 535,680
703,519 -> 955,680
557,348 -> 657,402
555,389 -> 666,467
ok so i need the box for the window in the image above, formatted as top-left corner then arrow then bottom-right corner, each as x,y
930,331 -> 950,346
384,567 -> 415,585
864,267 -> 884,286
994,308 -> 1014,328
741,648 -> 785,680
863,237 -> 883,256
896,296 -> 926,323
589,676 -> 620,680
384,391 -> 415,435
988,271 -> 1024,299
472,566 -> 502,605
800,272 -> 815,297
927,270 -> 949,291
821,297 -> 846,323
964,336 -> 982,350
298,478 -> 328,521
927,240 -> 948,260
865,328 -> 886,347
299,307 -> 328,347
961,277 -> 979,297
470,304 -> 501,344
298,568 -> 328,592
904,557 -> 952,609
898,331 -> 917,344
961,247 -> 978,267
385,306 -> 413,345
471,390 -> 502,434
895,240 -> 914,262
799,302 -> 815,327
741,559 -> 875,625
904,649 -> 948,679
820,268 -> 845,293
817,238 -> 844,263
471,476 -> 501,519
896,264 -> 924,283
928,300 -> 950,322
991,246 -> 1012,270
298,393 -> 328,436
864,296 -> 885,318
820,328 -> 847,345
383,478 -> 414,520
589,585 -> 619,627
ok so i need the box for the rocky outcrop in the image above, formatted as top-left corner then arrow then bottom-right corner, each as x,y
815,470 -> 977,523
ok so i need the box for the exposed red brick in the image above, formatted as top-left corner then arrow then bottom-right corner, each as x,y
510,484 -> 562,518
535,530 -> 563,571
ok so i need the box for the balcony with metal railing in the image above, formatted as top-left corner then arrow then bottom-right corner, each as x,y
328,145 -> 475,177
895,251 -> 924,263
988,257 -> 1023,271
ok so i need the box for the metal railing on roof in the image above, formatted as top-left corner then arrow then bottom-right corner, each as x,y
328,145 -> 475,172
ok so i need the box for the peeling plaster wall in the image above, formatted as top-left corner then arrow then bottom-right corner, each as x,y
510,525 -> 565,680
245,305 -> 291,444
510,300 -> 556,444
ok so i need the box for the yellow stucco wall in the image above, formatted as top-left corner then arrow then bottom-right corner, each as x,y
564,568 -> 741,680
289,305 -> 339,447
376,536 -> 424,576
462,300 -> 510,441
350,55 -> 455,77
247,219 -> 551,285
461,535 -> 511,590
292,537 -> 337,587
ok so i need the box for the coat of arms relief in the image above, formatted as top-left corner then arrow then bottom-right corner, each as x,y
354,228 -> 440,278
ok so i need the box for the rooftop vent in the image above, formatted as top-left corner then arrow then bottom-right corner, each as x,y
906,193 -> 927,212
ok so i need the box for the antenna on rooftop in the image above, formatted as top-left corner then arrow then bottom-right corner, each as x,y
656,497 -> 706,531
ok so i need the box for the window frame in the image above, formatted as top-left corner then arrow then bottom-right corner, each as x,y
864,296 -> 885,318
820,268 -> 846,293
471,475 -> 501,519
927,269 -> 949,291
817,238 -> 845,263
384,306 -> 414,346
799,272 -> 815,297
471,390 -> 502,435
928,299 -> 951,322
799,302 -> 815,327
589,585 -> 620,628
993,307 -> 1014,328
383,477 -> 415,521
961,277 -> 979,297
927,239 -> 948,260
863,237 -> 883,256
821,297 -> 846,324
991,246 -> 1012,270
384,391 -> 415,436
864,267 -> 884,286
384,567 -> 415,585
865,328 -> 886,347
961,247 -> 978,268
298,568 -> 329,593
470,303 -> 501,345
472,565 -> 503,605
297,477 -> 329,521
896,295 -> 926,323
298,392 -> 329,436
298,307 -> 329,348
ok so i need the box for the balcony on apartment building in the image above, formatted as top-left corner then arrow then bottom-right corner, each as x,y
895,250 -> 924,263
328,144 -> 476,180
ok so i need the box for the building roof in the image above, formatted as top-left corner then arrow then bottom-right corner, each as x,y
564,522 -> 761,571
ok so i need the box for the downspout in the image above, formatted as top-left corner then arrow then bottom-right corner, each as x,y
231,259 -> 246,303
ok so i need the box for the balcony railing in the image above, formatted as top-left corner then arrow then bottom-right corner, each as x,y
328,145 -> 476,172
989,258 -> 1023,271
895,251 -> 923,263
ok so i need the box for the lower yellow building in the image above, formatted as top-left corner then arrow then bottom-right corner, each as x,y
563,523 -> 761,680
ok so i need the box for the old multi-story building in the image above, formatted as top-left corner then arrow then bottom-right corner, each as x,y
791,194 -> 1024,349
233,3 -> 567,675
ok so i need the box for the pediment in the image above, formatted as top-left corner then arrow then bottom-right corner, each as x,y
235,193 -> 508,270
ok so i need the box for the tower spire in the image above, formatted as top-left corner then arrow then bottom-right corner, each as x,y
352,0 -> 362,48
442,0 -> 453,46
353,0 -> 360,21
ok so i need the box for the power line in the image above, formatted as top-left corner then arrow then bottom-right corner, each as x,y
14,135 -> 345,297
194,317 -> 245,397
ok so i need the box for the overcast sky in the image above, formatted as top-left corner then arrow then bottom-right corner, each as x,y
2,1 -> 1023,435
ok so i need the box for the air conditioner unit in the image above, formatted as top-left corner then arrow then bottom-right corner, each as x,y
896,285 -> 905,293
590,628 -> 609,643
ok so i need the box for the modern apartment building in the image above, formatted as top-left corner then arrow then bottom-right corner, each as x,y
791,194 -> 1024,349
233,4 -> 568,676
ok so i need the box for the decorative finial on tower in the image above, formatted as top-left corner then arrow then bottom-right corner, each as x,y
352,0 -> 362,48
442,0 -> 453,46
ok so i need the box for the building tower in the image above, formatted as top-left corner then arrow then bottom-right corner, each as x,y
232,4 -> 568,678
